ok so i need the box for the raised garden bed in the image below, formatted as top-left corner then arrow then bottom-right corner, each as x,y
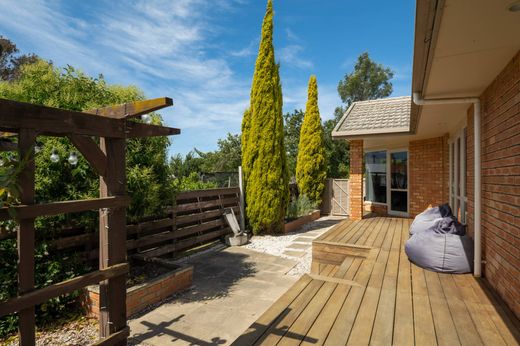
83,263 -> 193,318
284,209 -> 321,233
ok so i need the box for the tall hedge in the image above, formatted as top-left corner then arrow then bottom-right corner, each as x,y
296,75 -> 327,204
242,0 -> 288,234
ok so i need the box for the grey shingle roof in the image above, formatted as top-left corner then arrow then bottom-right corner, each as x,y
332,96 -> 411,138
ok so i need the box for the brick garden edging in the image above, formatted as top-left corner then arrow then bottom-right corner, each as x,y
83,265 -> 193,318
284,210 -> 321,233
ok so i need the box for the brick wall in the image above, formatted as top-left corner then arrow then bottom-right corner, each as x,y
83,265 -> 193,318
409,135 -> 449,216
467,51 -> 520,318
364,201 -> 388,215
349,140 -> 364,220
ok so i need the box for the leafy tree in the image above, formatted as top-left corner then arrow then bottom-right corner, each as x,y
170,151 -> 204,179
0,60 -> 173,222
196,133 -> 241,173
0,36 -> 38,81
296,75 -> 327,204
337,52 -> 394,107
242,0 -> 288,234
323,106 -> 349,178
283,109 -> 304,179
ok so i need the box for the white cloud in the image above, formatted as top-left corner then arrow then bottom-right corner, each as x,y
230,37 -> 259,57
279,45 -> 313,69
285,28 -> 300,42
0,0 -> 253,153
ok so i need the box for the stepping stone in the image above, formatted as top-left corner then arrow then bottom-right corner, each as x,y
294,237 -> 313,243
303,231 -> 322,237
286,243 -> 311,250
283,250 -> 306,258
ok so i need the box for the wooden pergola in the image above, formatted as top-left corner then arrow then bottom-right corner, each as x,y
0,97 -> 180,345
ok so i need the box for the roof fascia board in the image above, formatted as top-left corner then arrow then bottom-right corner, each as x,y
410,0 -> 445,133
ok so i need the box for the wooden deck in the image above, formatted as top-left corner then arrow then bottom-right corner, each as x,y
233,217 -> 520,345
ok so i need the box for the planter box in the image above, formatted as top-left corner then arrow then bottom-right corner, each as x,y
284,209 -> 321,233
83,264 -> 193,318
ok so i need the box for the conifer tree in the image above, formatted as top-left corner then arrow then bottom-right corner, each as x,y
241,0 -> 288,234
296,75 -> 327,204
241,107 -> 251,182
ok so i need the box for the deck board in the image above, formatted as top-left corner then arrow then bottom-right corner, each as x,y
393,218 -> 415,346
370,218 -> 402,345
233,217 -> 520,346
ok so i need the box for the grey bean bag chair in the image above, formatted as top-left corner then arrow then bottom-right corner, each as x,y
406,205 -> 473,274
409,204 -> 453,235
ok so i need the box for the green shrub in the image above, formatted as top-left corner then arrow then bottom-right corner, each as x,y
173,172 -> 218,192
286,195 -> 317,220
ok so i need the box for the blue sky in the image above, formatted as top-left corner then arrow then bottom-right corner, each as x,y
0,0 -> 415,156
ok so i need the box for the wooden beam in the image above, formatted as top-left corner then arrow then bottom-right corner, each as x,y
0,196 -> 130,221
125,121 -> 180,138
0,140 -> 17,152
68,135 -> 108,176
0,264 -> 128,317
85,97 -> 173,119
0,99 -> 126,138
17,129 -> 36,346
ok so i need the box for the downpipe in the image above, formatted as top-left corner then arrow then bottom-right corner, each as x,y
412,93 -> 482,277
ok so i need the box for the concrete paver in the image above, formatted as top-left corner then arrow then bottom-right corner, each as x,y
128,247 -> 298,345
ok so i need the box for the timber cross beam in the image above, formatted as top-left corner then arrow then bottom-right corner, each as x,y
0,98 -> 180,138
0,97 -> 179,346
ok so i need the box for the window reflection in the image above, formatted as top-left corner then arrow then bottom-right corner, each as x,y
365,151 -> 386,203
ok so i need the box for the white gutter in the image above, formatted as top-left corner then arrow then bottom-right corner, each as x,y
413,92 -> 482,277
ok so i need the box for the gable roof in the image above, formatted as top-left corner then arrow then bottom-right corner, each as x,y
332,96 -> 412,139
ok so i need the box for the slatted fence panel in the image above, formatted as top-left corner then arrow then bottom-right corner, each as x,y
6,187 -> 241,262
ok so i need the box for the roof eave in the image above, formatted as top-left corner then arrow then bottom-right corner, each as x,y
332,127 -> 412,141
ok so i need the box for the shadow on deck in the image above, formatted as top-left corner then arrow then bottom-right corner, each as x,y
233,217 -> 520,345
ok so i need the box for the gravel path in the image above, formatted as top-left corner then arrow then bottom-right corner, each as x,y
244,216 -> 345,277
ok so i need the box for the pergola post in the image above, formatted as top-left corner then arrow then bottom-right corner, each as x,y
98,137 -> 127,343
17,129 -> 36,346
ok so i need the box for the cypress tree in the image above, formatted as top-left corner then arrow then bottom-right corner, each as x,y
242,0 -> 289,234
296,75 -> 327,204
241,107 -> 251,182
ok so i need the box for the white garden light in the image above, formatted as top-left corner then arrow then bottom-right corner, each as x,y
68,151 -> 78,166
141,114 -> 152,124
50,149 -> 60,163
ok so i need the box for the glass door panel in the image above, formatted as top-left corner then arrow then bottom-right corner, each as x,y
389,151 -> 408,214
365,151 -> 387,203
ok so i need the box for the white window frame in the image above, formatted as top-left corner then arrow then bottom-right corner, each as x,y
364,148 -> 409,217
449,126 -> 468,224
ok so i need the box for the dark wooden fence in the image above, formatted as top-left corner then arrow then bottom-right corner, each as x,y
1,187 -> 240,263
